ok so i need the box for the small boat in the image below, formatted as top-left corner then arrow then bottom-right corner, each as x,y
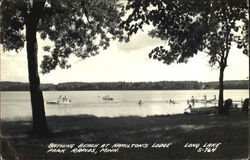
194,99 -> 217,104
46,100 -> 71,105
206,99 -> 218,103
190,106 -> 217,113
194,99 -> 206,103
103,95 -> 113,101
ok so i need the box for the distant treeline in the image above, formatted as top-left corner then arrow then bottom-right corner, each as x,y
0,80 -> 248,91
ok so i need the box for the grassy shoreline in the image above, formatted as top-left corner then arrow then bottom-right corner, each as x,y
1,112 -> 249,160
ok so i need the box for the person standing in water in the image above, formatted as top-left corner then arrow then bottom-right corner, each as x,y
138,100 -> 143,105
57,95 -> 62,103
213,95 -> 217,100
190,96 -> 195,106
204,95 -> 207,101
62,96 -> 68,102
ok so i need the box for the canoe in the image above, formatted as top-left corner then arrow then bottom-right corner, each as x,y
194,99 -> 217,104
103,97 -> 114,101
46,100 -> 71,105
190,107 -> 217,113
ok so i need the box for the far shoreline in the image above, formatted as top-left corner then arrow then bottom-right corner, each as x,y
1,80 -> 248,91
0,88 -> 249,92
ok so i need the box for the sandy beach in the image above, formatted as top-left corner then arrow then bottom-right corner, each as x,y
1,110 -> 249,160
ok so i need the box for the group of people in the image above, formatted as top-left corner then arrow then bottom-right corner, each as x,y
138,98 -> 176,105
167,99 -> 176,104
185,95 -> 216,112
187,95 -> 217,104
139,99 -> 177,105
57,95 -> 69,103
216,98 -> 249,115
103,95 -> 114,100
137,95 -> 248,115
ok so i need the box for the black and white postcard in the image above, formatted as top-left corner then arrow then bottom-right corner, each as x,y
0,0 -> 249,159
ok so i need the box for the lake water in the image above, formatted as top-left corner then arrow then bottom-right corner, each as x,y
1,90 -> 248,121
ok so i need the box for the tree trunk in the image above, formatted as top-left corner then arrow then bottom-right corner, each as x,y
218,65 -> 225,114
26,0 -> 48,136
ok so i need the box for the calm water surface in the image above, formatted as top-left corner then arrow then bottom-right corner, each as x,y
1,90 -> 248,121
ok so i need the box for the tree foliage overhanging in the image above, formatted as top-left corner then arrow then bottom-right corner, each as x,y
1,0 -> 248,73
122,0 -> 248,65
1,0 -> 127,73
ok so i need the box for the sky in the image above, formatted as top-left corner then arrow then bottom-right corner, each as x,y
1,29 -> 249,84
